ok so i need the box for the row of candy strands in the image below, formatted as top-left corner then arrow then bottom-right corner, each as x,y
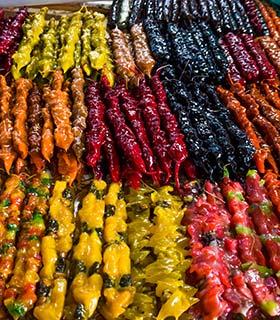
0,0 -> 280,319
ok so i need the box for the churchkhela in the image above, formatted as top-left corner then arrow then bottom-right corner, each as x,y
0,1 -> 279,319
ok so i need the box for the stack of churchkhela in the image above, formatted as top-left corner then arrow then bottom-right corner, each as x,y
101,182 -> 134,319
124,185 -> 198,320
64,179 -> 106,319
33,179 -> 75,320
3,172 -> 52,319
0,174 -> 26,319
1,0 -> 280,319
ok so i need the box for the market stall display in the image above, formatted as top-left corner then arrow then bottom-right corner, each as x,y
0,0 -> 280,319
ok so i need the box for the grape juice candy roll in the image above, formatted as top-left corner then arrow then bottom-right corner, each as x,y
144,20 -> 170,62
4,172 -> 52,319
138,78 -> 172,182
102,76 -> 146,174
243,0 -> 269,35
64,180 -> 107,319
111,27 -> 140,82
250,84 -> 280,132
34,181 -> 74,320
86,80 -> 106,171
41,86 -> 54,162
81,11 -> 94,76
264,170 -> 280,216
0,75 -> 16,173
130,23 -> 155,76
103,126 -> 120,183
0,174 -> 27,319
198,0 -> 210,20
151,72 -> 188,189
217,86 -> 276,174
39,18 -> 58,78
12,8 -> 47,80
28,83 -> 45,172
256,0 -> 280,41
12,78 -> 32,160
170,0 -> 180,22
0,8 -> 28,56
25,46 -> 41,80
219,39 -> 246,86
93,12 -> 115,87
224,33 -> 259,81
221,170 -> 266,266
118,0 -> 130,28
240,33 -> 277,80
44,70 -> 74,151
57,151 -> 80,186
108,0 -> 122,28
261,83 -> 280,110
258,36 -> 280,73
71,68 -> 87,161
127,0 -> 145,28
117,81 -> 158,184
57,15 -> 69,61
245,170 -> 280,275
235,0 -> 254,34
101,183 -> 135,319
59,11 -> 82,73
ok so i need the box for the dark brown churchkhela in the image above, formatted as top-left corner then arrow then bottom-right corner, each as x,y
28,83 -> 45,172
71,67 -> 87,160
41,85 -> 54,162
108,0 -> 122,28
128,0 -> 144,27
